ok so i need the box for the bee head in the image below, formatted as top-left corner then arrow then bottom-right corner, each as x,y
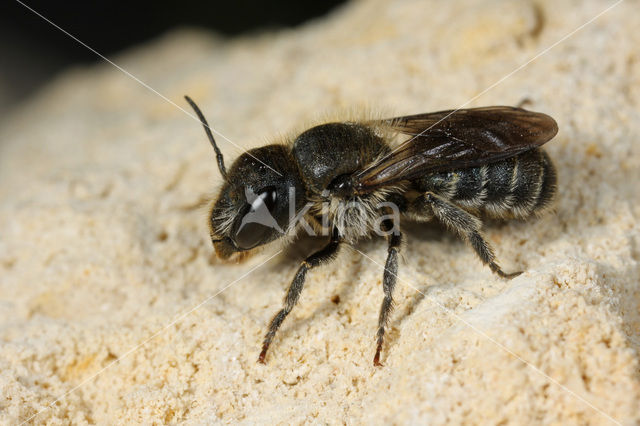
209,145 -> 306,259
185,96 -> 306,259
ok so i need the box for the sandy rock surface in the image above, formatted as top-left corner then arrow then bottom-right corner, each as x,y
1,0 -> 639,424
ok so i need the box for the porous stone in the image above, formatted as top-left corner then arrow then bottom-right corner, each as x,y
1,0 -> 639,424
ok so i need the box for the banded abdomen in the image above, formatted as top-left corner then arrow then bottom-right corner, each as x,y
413,148 -> 556,218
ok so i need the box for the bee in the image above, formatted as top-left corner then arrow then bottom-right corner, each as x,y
185,96 -> 558,366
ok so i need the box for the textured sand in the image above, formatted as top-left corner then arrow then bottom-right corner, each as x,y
1,0 -> 639,424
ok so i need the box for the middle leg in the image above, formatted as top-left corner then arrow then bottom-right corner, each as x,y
374,220 -> 402,366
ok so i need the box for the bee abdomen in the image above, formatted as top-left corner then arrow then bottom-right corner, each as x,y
500,149 -> 554,217
451,166 -> 488,208
414,148 -> 556,219
480,149 -> 557,218
532,149 -> 557,213
413,165 -> 488,208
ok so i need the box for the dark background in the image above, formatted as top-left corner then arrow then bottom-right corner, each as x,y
1,0 -> 347,113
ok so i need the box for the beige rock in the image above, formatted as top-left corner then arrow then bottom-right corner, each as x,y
1,0 -> 639,424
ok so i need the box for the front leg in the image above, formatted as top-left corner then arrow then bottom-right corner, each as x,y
374,221 -> 402,366
258,228 -> 341,363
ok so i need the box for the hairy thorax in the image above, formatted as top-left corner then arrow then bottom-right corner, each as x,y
306,188 -> 401,243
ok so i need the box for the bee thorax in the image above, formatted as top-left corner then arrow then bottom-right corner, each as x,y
309,190 -> 394,243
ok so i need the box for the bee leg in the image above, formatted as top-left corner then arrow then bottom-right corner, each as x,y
374,221 -> 402,367
258,228 -> 341,364
419,192 -> 522,279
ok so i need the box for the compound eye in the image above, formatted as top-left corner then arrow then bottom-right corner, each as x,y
234,187 -> 279,250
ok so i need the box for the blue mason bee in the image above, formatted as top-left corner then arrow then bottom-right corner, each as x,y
185,96 -> 558,366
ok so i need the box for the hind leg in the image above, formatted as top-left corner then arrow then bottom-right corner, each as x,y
413,192 -> 521,279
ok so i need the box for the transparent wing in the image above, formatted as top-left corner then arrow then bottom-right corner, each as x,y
354,106 -> 558,192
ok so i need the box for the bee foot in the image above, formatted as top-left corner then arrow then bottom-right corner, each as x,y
373,344 -> 384,367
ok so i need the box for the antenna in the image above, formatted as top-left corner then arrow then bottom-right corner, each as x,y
184,95 -> 228,181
